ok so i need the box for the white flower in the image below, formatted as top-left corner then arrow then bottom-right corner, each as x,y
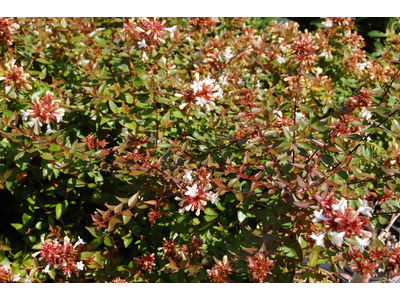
45,123 -> 55,135
179,102 -> 188,110
43,264 -> 51,274
355,236 -> 370,252
165,25 -> 177,38
312,209 -> 331,222
73,236 -> 86,249
213,88 -> 223,99
23,275 -> 32,283
209,192 -> 218,205
332,198 -> 347,214
277,56 -> 286,64
190,73 -> 203,93
183,170 -> 193,183
218,74 -> 229,86
138,39 -> 147,49
185,183 -> 198,197
295,112 -> 308,126
272,109 -> 283,118
222,47 -> 234,60
325,19 -> 333,27
54,108 -> 65,123
185,36 -> 192,42
195,96 -> 207,107
357,198 -> 373,217
319,50 -> 330,59
27,117 -> 43,127
142,52 -> 148,61
360,108 -> 372,120
20,109 -> 30,121
314,67 -> 323,77
329,231 -> 345,247
238,78 -> 245,86
358,62 -> 367,71
256,80 -> 261,88
75,261 -> 84,271
12,274 -> 21,282
310,232 -> 327,248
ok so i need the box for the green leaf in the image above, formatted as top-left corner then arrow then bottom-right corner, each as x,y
362,144 -> 372,162
204,207 -> 218,216
55,201 -> 67,220
128,191 -> 140,207
70,139 -> 78,155
279,246 -> 298,258
40,152 -> 54,161
321,155 -> 334,166
60,18 -> 68,28
109,100 -> 118,113
368,30 -> 386,38
308,245 -> 322,267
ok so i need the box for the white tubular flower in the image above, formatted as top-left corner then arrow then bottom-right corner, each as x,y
209,192 -> 218,205
20,109 -> 30,121
142,52 -> 148,61
138,39 -> 147,49
329,231 -> 345,247
314,67 -> 323,77
355,236 -> 370,252
277,56 -> 286,64
12,274 -> 21,282
324,19 -> 333,27
27,117 -> 43,127
360,108 -> 372,120
295,112 -> 309,126
312,209 -> 331,222
238,78 -> 245,86
165,25 -> 177,38
185,183 -> 198,197
190,74 -> 203,93
195,97 -> 206,107
332,198 -> 347,214
319,50 -> 330,59
75,261 -> 84,271
310,232 -> 327,248
357,198 -> 373,217
23,275 -> 32,283
272,109 -> 283,118
43,264 -> 51,274
182,170 -> 193,183
73,236 -> 86,249
45,124 -> 55,135
358,62 -> 367,71
219,74 -> 228,86
222,47 -> 234,60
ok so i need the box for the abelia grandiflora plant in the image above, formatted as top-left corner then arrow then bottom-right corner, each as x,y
2,17 -> 400,283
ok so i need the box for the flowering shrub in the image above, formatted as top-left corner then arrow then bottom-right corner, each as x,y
1,17 -> 400,283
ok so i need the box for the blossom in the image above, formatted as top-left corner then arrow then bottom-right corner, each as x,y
185,183 -> 198,197
312,209 -> 331,222
360,108 -> 372,120
222,47 -> 234,60
272,109 -> 283,118
355,236 -> 370,252
138,39 -> 147,49
27,117 -> 43,127
277,56 -> 285,64
43,264 -> 51,274
20,109 -> 30,121
329,231 -> 345,247
314,67 -> 323,77
73,236 -> 86,249
295,112 -> 308,126
332,198 -> 347,214
45,123 -> 55,135
219,74 -> 229,86
209,192 -> 218,205
165,25 -> 177,38
319,50 -> 330,59
238,78 -> 245,86
310,232 -> 327,248
183,170 -> 193,183
190,73 -> 203,93
23,275 -> 32,283
357,198 -> 373,217
324,19 -> 333,27
358,62 -> 367,71
75,261 -> 84,271
142,52 -> 148,61
12,274 -> 21,282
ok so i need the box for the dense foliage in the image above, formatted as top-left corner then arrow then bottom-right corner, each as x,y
1,17 -> 400,283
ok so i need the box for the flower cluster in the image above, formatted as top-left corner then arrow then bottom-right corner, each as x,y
34,236 -> 86,278
247,253 -> 275,283
178,72 -> 223,112
207,256 -> 233,283
0,58 -> 32,91
21,91 -> 65,134
133,253 -> 156,273
0,17 -> 19,45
